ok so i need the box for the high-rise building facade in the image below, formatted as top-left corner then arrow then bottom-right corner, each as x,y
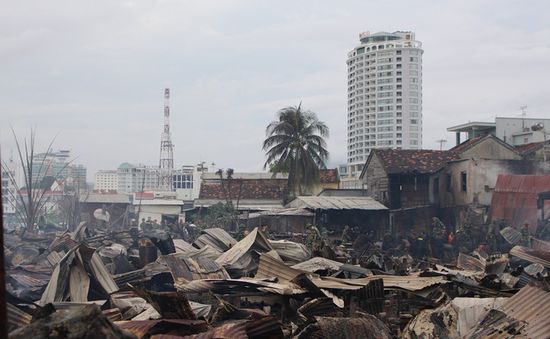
346,31 -> 423,177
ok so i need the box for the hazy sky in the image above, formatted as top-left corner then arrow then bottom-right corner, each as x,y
2,0 -> 550,179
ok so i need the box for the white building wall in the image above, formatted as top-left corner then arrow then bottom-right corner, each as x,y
346,31 -> 423,177
174,164 -> 204,200
94,170 -> 119,191
117,163 -> 161,193
1,160 -> 17,215
496,117 -> 550,146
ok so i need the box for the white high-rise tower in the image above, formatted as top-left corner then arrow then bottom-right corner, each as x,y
346,31 -> 423,178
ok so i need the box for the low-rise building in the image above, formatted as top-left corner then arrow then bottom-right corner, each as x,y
94,170 -> 119,191
448,116 -> 550,147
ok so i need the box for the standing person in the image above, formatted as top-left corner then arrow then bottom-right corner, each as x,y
431,217 -> 446,258
341,225 -> 352,243
261,225 -> 271,239
521,222 -> 531,247
305,224 -> 323,254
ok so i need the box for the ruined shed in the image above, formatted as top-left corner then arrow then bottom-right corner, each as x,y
246,208 -> 314,234
287,196 -> 389,235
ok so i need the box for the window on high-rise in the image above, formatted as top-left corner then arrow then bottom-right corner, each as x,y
411,119 -> 418,124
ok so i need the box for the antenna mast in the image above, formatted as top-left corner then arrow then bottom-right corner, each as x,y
520,105 -> 527,131
159,88 -> 174,191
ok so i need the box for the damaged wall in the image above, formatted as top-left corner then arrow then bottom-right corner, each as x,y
433,159 -> 534,208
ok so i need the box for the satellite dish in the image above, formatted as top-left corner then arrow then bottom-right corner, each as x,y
93,208 -> 110,222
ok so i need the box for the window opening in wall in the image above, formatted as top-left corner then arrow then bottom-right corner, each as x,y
461,171 -> 467,192
446,173 -> 452,192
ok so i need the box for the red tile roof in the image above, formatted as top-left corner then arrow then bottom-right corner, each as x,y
199,179 -> 287,200
514,140 -> 548,155
372,149 -> 459,174
449,136 -> 484,154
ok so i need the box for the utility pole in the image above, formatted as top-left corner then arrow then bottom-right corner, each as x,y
436,139 -> 447,150
159,88 -> 174,191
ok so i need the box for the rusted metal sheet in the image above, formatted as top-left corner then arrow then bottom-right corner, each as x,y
489,174 -> 550,231
178,321 -> 247,339
531,237 -> 550,253
457,252 -> 485,272
131,286 -> 196,320
499,226 -> 522,245
498,285 -> 550,338
7,303 -> 32,330
193,228 -> 237,253
102,308 -> 122,322
116,319 -> 208,338
509,245 -> 550,268
294,315 -> 391,339
164,254 -> 229,284
215,228 -> 277,277
269,240 -> 310,264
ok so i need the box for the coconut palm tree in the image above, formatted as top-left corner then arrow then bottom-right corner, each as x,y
263,104 -> 329,197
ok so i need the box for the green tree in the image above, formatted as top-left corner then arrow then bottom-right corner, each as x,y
263,104 -> 329,197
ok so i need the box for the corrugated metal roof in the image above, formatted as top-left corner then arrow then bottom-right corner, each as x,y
499,285 -> 550,338
115,319 -> 208,338
7,303 -> 32,329
248,208 -> 314,217
509,245 -> 550,268
81,193 -> 132,204
193,228 -> 236,253
215,228 -> 276,273
287,196 -> 388,210
194,199 -> 284,210
489,174 -> 550,231
499,226 -> 522,245
531,238 -> 550,252
457,252 -> 485,272
180,321 -> 248,339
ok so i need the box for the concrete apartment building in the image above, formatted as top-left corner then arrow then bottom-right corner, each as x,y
31,149 -> 87,189
448,116 -> 550,146
117,163 -> 161,193
1,158 -> 17,216
94,170 -> 119,191
346,30 -> 423,180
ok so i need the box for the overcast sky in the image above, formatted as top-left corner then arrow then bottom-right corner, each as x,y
2,0 -> 550,179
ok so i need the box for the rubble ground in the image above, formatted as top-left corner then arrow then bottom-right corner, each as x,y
4,220 -> 550,338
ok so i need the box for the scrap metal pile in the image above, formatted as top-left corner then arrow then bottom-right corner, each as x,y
4,222 -> 550,338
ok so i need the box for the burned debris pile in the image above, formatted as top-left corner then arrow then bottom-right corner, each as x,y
4,217 -> 550,338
